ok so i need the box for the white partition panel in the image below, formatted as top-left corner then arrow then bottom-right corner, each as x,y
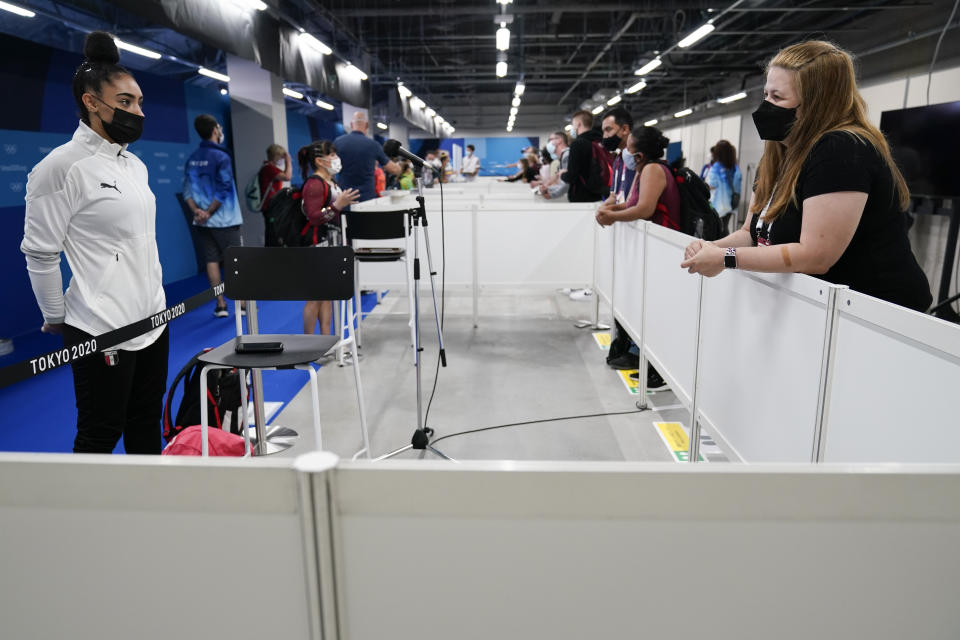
594,222 -> 615,307
611,220 -> 645,342
475,204 -> 595,286
327,460 -> 960,640
822,290 -> 960,462
695,272 -> 835,462
0,454 -> 320,640
642,224 -> 701,407
346,207 -> 476,287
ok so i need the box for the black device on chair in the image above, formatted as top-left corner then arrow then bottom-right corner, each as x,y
234,340 -> 284,354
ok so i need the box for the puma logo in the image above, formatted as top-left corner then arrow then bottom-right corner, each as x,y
100,180 -> 121,193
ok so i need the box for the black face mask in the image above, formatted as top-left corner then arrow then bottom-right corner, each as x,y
602,134 -> 622,152
92,95 -> 144,145
752,100 -> 797,142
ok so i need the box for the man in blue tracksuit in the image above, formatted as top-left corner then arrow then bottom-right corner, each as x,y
183,114 -> 243,316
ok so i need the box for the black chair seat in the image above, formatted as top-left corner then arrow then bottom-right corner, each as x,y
197,334 -> 339,369
355,247 -> 405,262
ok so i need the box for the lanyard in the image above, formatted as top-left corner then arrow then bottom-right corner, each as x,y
615,160 -> 629,203
755,195 -> 775,246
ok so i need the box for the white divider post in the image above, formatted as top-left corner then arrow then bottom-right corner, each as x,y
472,203 -> 479,327
811,285 -> 845,462
294,451 -> 341,640
687,273 -> 705,463
637,223 -> 648,404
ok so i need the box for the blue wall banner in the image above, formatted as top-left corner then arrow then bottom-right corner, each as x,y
410,136 -> 540,177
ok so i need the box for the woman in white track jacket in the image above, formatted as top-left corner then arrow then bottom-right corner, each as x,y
20,32 -> 168,454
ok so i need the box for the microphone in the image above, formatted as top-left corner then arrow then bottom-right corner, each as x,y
383,139 -> 440,174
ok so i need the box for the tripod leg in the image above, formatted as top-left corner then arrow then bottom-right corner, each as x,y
374,444 -> 414,461
335,299 -> 345,366
427,445 -> 457,462
418,213 -> 447,366
349,333 -> 372,459
353,244 -> 363,350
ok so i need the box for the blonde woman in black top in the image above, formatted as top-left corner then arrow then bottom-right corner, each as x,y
682,40 -> 931,311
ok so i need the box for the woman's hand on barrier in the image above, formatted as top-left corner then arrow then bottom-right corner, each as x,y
680,242 -> 725,277
41,322 -> 64,335
596,208 -> 618,226
334,188 -> 360,210
684,239 -> 706,260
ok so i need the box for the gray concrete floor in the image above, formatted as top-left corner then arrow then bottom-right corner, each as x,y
269,287 -> 699,462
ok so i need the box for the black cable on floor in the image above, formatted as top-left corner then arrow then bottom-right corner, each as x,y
429,408 -> 647,446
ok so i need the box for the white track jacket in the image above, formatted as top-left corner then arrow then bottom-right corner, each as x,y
21,121 -> 165,351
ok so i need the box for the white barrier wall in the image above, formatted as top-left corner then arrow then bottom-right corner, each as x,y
350,195 -> 596,289
696,272 -> 836,462
611,221 -> 644,342
609,219 -> 960,463
4,454 -> 960,640
327,460 -> 960,640
822,289 -> 960,463
0,454 -> 323,640
474,202 -> 594,287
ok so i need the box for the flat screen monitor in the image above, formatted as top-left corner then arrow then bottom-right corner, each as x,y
880,100 -> 960,199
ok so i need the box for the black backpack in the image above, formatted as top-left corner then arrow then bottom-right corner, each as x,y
163,351 -> 246,443
579,139 -> 612,198
263,187 -> 306,247
263,176 -> 336,247
669,162 -> 724,241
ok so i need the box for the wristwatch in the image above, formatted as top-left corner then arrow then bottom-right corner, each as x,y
723,247 -> 738,269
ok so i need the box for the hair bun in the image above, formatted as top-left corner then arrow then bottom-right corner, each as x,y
84,31 -> 120,65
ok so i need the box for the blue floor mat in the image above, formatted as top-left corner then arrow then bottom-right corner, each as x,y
0,277 -> 382,453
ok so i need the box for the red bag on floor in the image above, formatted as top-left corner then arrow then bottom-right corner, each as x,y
162,425 -> 250,456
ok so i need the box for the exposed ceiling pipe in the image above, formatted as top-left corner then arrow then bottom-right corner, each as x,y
337,4 -> 693,18
557,12 -> 639,105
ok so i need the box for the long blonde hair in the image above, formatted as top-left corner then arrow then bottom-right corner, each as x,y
752,41 -> 909,221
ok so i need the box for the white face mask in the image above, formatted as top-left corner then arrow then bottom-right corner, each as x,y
273,159 -> 285,169
327,156 -> 342,175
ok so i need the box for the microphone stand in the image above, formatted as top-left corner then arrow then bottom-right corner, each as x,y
376,173 -> 451,460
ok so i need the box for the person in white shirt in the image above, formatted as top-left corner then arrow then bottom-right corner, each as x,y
20,32 -> 167,454
461,144 -> 480,181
